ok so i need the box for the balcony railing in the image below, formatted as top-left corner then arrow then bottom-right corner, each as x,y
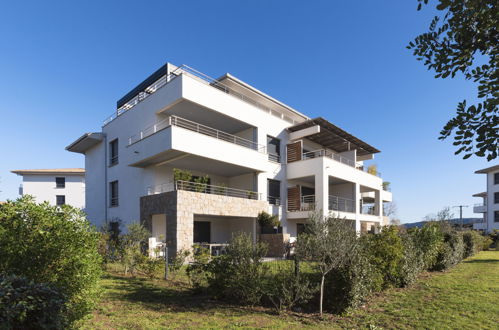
128,115 -> 266,153
361,205 -> 377,215
287,194 -> 355,213
268,196 -> 281,206
329,195 -> 355,213
300,149 -> 382,177
146,180 -> 261,200
268,153 -> 281,163
104,64 -> 297,126
474,203 -> 486,207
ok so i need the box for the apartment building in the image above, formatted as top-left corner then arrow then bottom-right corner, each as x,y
66,63 -> 392,255
11,168 -> 85,208
473,165 -> 499,233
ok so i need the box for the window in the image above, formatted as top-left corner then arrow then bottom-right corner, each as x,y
267,179 -> 281,205
55,177 -> 65,188
495,211 -> 499,223
109,139 -> 119,166
109,181 -> 119,207
56,195 -> 65,206
495,173 -> 499,185
495,192 -> 499,204
267,135 -> 281,163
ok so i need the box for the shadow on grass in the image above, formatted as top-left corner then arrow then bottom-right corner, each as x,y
101,273 -> 269,316
463,259 -> 499,263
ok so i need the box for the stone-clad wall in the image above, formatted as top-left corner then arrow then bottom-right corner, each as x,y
141,190 -> 269,256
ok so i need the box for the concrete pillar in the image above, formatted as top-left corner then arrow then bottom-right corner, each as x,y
375,190 -> 382,217
315,170 -> 328,218
256,172 -> 268,202
354,183 -> 361,232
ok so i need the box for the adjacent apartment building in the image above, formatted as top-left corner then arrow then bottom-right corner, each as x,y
473,164 -> 499,233
66,63 -> 392,255
11,168 -> 85,208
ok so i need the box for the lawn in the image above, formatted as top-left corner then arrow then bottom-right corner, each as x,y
82,250 -> 499,329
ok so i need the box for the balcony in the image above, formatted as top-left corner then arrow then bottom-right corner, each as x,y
287,194 -> 355,213
302,150 -> 381,177
127,116 -> 269,171
473,203 -> 487,213
146,180 -> 261,200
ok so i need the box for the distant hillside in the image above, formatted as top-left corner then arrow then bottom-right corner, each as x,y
403,218 -> 481,229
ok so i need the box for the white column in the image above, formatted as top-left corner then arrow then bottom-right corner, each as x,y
375,189 -> 382,218
354,183 -> 361,232
315,169 -> 328,219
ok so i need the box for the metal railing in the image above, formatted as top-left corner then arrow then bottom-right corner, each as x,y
298,195 -> 316,211
268,153 -> 281,163
176,180 -> 260,200
128,115 -> 267,153
268,196 -> 281,206
361,205 -> 377,215
329,195 -> 355,213
301,149 -> 382,177
104,64 -> 297,126
146,182 -> 174,195
474,203 -> 486,207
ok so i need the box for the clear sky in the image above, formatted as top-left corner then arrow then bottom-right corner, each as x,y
0,0 -> 494,222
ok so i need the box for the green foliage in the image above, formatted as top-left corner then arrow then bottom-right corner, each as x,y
409,222 -> 444,270
138,255 -> 163,279
257,211 -> 279,229
0,196 -> 101,326
173,168 -> 193,182
170,249 -> 190,276
263,271 -> 317,314
367,164 -> 378,175
363,226 -> 405,288
325,248 -> 383,314
398,231 -> 425,287
121,223 -> 150,276
186,245 -> 211,291
0,274 -> 67,329
206,233 -> 269,305
193,175 -> 210,192
408,0 -> 498,160
433,231 -> 465,271
462,231 -> 485,258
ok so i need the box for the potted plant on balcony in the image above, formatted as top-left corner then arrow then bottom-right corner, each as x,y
367,164 -> 378,176
193,175 -> 210,193
382,181 -> 391,191
247,191 -> 258,200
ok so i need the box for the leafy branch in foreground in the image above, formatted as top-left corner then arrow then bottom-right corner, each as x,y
408,0 -> 498,160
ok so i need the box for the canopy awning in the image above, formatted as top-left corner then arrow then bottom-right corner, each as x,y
287,117 -> 380,156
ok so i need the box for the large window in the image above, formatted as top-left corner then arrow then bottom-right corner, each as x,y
495,192 -> 499,204
109,139 -> 119,166
495,172 -> 499,185
55,177 -> 65,188
267,179 -> 281,205
109,180 -> 119,207
56,195 -> 65,206
495,211 -> 499,223
267,135 -> 281,163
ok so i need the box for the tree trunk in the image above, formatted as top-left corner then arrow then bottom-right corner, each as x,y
320,274 -> 325,316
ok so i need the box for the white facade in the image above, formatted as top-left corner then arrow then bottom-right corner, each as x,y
67,63 -> 392,253
473,165 -> 499,233
11,169 -> 85,209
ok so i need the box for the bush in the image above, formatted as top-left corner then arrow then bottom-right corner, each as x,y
186,245 -> 211,291
432,231 -> 465,271
121,223 -> 150,276
325,248 -> 382,313
0,196 -> 101,326
206,233 -> 269,304
263,270 -> 316,314
0,274 -> 67,329
462,231 -> 484,258
409,222 -> 444,270
398,231 -> 425,287
170,249 -> 190,278
138,255 -> 164,279
362,226 -> 405,288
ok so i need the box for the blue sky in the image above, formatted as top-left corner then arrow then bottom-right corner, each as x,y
0,0 -> 493,222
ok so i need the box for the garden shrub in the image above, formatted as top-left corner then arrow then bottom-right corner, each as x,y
324,247 -> 383,314
0,274 -> 67,330
263,270 -> 317,314
462,231 -> 484,258
186,245 -> 211,292
398,231 -> 425,287
206,233 -> 269,304
169,249 -> 190,278
432,231 -> 465,271
121,223 -> 150,276
408,222 -> 444,270
0,196 -> 101,326
362,226 -> 405,288
138,255 -> 164,279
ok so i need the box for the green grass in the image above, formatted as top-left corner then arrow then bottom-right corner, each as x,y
83,251 -> 499,329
